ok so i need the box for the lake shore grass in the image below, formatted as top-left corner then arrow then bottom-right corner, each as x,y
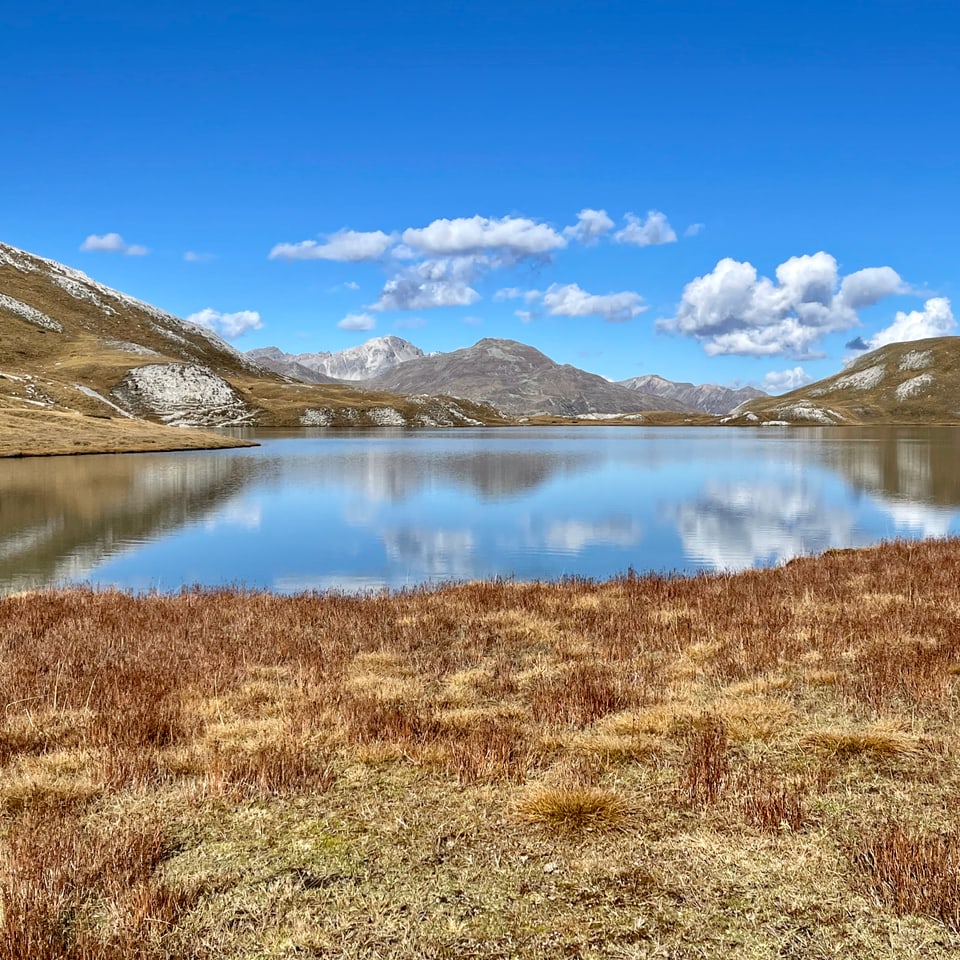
1,539 -> 959,957
0,409 -> 257,458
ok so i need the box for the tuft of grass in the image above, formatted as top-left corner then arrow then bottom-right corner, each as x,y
516,784 -> 629,830
801,726 -> 920,758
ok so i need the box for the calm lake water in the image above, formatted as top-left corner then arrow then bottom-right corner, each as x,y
2,426 -> 959,595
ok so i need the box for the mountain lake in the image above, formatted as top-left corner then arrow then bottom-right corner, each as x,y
2,425 -> 959,595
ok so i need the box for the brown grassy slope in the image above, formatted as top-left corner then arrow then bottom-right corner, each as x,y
728,336 -> 960,424
2,540 -> 960,957
0,241 -> 509,444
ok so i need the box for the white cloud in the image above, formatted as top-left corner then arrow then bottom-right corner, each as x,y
494,287 -> 541,303
80,233 -> 149,256
401,215 -> 566,258
338,312 -> 377,331
345,280 -> 360,290
269,229 -> 394,262
762,366 -> 813,393
867,297 -> 955,349
563,208 -> 614,245
368,255 -> 485,312
661,252 -> 905,358
542,282 -> 647,323
614,211 -> 677,247
684,223 -> 705,238
184,251 -> 216,263
839,266 -> 905,309
187,308 -> 263,338
515,309 -> 534,323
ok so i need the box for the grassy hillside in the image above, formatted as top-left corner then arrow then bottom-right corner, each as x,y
0,242 -> 508,455
1,540 -> 959,957
727,337 -> 960,425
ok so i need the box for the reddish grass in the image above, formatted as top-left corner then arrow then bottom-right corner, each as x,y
855,822 -> 960,932
676,715 -> 730,807
0,807 -> 200,960
0,539 -> 959,946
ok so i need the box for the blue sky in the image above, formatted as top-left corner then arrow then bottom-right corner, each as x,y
3,1 -> 958,389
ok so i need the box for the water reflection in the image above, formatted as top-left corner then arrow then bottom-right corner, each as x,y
0,452 -> 261,592
1,427 -> 958,593
670,480 -> 866,572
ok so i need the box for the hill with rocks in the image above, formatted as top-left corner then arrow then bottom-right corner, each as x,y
0,241 -> 506,454
724,337 -> 960,425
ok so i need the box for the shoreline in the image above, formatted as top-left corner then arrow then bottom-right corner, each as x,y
0,408 -> 258,458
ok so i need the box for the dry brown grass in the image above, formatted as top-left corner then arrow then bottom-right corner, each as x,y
0,539 -> 959,956
516,784 -> 629,830
0,408 -> 255,458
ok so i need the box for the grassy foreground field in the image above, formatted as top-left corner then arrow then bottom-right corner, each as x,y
1,541 -> 960,958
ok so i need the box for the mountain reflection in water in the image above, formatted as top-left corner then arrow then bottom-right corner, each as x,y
1,426 -> 958,593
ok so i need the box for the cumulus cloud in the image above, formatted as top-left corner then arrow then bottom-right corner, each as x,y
838,266 -> 905,309
866,297 -> 955,349
401,215 -> 566,258
684,223 -> 705,238
368,277 -> 479,312
614,211 -> 677,247
542,283 -> 647,323
368,255 -> 485,311
80,233 -> 149,256
563,208 -> 614,245
660,252 -> 905,358
183,251 -> 216,263
762,366 -> 813,393
338,312 -> 377,331
269,229 -> 394,263
187,308 -> 263,338
515,309 -> 534,323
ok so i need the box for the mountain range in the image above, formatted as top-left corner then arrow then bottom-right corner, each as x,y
249,339 -> 760,416
617,374 -> 765,416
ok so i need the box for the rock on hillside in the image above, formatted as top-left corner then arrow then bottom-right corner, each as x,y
248,336 -> 424,382
619,374 -> 766,415
725,337 -> 960,425
365,338 -> 692,417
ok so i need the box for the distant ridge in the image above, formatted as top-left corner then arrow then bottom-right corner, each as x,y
619,374 -> 766,415
247,336 -> 424,382
364,338 -> 693,417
